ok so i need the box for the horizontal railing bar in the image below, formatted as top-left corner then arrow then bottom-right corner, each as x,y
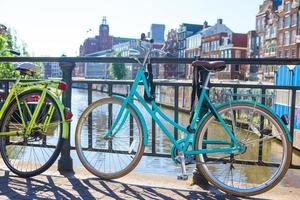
71,79 -> 300,90
2,78 -> 299,90
2,57 -> 300,65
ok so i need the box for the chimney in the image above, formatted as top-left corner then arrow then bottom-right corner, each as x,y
203,21 -> 208,28
217,19 -> 223,24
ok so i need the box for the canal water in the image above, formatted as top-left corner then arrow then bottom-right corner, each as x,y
70,88 -> 300,187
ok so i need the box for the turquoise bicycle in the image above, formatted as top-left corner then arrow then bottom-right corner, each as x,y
75,37 -> 292,196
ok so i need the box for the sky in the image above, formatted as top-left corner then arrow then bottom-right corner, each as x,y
0,0 -> 263,56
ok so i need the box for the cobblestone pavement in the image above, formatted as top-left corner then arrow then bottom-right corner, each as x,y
1,168 -> 300,200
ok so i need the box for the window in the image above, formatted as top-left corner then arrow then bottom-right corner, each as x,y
234,65 -> 240,72
266,27 -> 270,39
284,31 -> 290,45
271,41 -> 276,53
212,41 -> 216,51
257,19 -> 261,31
235,50 -> 241,58
285,15 -> 290,28
278,32 -> 283,45
265,41 -> 270,53
279,17 -> 284,29
284,2 -> 291,13
248,38 -> 251,48
292,13 -> 297,26
291,30 -> 297,44
271,26 -> 276,38
284,49 -> 289,58
278,51 -> 282,58
256,36 -> 260,47
292,49 -> 296,58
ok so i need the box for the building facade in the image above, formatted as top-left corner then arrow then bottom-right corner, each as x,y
219,33 -> 248,80
84,50 -> 113,79
256,0 -> 280,80
177,23 -> 204,78
43,62 -> 62,79
150,24 -> 165,44
200,19 -> 233,59
277,0 -> 300,58
80,17 -> 113,56
112,40 -> 139,79
185,32 -> 202,79
247,30 -> 260,80
77,17 -> 135,78
160,29 -> 179,79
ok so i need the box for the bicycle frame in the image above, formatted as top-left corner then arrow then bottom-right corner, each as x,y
107,68 -> 243,156
0,78 -> 69,139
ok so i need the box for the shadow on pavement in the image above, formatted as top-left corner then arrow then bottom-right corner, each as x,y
0,170 -> 264,200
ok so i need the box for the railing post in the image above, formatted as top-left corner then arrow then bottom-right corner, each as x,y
58,61 -> 75,173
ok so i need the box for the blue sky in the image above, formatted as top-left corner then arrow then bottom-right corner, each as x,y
0,0 -> 263,56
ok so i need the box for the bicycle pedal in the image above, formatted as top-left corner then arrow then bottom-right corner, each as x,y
177,174 -> 188,180
175,156 -> 195,165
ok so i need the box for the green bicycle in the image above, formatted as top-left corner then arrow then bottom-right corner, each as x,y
75,37 -> 292,196
0,49 -> 71,177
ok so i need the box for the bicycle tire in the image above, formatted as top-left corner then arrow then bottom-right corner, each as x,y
75,97 -> 145,179
0,90 -> 64,177
195,101 -> 291,196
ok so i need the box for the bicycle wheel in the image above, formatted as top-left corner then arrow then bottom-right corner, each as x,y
0,90 -> 64,177
195,102 -> 291,196
75,97 -> 144,179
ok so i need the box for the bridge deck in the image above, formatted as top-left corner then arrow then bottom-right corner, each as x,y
1,160 -> 300,199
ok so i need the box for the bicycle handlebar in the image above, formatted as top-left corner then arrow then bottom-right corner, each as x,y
140,33 -> 154,43
0,49 -> 20,56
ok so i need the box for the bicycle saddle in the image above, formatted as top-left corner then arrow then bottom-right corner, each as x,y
192,61 -> 226,71
14,62 -> 38,76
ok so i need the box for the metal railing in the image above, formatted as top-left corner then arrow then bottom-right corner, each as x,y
1,56 -> 300,172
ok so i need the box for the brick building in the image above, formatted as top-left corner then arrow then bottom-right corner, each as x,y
198,19 -> 248,80
219,33 -> 248,80
79,17 -> 113,56
76,17 -> 135,77
201,32 -> 228,58
256,0 -> 281,80
160,29 -> 179,79
247,30 -> 260,80
277,0 -> 300,58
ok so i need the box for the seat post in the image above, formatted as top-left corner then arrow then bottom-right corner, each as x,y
203,72 -> 211,88
15,76 -> 21,84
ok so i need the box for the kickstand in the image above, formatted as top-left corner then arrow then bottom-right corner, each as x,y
177,152 -> 188,180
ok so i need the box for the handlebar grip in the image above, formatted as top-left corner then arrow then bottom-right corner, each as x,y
140,33 -> 154,43
141,33 -> 146,40
10,50 -> 21,56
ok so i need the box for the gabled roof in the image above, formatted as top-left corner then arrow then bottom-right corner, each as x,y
201,23 -> 233,37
